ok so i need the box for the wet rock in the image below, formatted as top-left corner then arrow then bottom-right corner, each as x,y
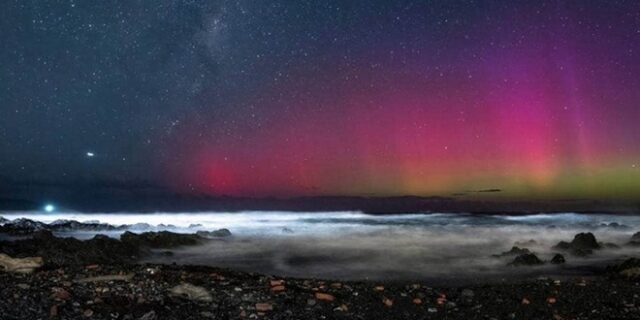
195,228 -> 232,238
492,246 -> 531,258
169,283 -> 213,302
508,253 -> 544,266
550,254 -> 566,264
121,231 -> 202,248
281,227 -> 294,234
627,232 -> 640,246
0,253 -> 43,273
553,232 -> 601,256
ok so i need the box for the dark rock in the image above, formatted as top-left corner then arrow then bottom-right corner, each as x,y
48,220 -> 124,232
553,232 -> 601,256
0,230 -> 139,266
571,233 -> 600,250
121,231 -> 202,248
607,258 -> 640,278
0,218 -> 47,235
627,232 -> 640,246
195,229 -> 232,238
508,253 -> 544,266
492,246 -> 531,258
550,254 -> 566,264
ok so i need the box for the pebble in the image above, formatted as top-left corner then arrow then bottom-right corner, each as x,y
138,311 -> 157,320
383,297 -> 393,307
271,285 -> 285,292
255,303 -> 273,312
270,280 -> 284,287
315,292 -> 335,301
169,283 -> 213,302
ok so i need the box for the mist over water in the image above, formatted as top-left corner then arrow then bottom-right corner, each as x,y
3,212 -> 639,282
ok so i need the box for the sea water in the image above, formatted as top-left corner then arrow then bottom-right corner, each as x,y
2,211 -> 639,281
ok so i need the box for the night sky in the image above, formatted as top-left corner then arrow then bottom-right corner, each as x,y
1,1 -> 639,200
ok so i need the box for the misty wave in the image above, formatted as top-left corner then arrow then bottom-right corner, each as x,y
2,211 -> 639,282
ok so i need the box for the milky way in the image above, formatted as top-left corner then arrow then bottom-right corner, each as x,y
1,1 -> 639,199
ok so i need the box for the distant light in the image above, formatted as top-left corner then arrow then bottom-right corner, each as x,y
44,204 -> 55,212
86,152 -> 95,157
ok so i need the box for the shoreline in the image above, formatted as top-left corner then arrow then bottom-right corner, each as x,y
1,217 -> 640,319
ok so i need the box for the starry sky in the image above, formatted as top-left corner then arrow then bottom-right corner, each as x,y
1,0 -> 639,200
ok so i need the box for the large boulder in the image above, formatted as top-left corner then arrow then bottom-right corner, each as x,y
553,232 -> 601,256
508,253 -> 544,266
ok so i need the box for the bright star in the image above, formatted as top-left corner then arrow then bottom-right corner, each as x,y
44,204 -> 55,212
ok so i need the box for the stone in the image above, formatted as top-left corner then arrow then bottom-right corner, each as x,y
271,285 -> 285,292
169,283 -> 213,302
196,228 -> 232,238
551,254 -> 566,264
139,311 -> 157,320
508,253 -> 544,266
492,246 -> 531,257
315,292 -> 335,301
255,303 -> 273,312
0,253 -> 43,273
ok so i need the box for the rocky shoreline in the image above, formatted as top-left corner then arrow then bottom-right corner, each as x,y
1,218 -> 640,319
